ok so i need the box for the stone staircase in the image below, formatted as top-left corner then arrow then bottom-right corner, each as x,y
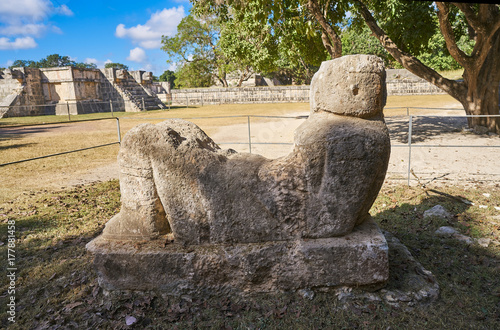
115,75 -> 166,112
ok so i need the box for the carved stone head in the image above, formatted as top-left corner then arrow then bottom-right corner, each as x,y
310,55 -> 386,118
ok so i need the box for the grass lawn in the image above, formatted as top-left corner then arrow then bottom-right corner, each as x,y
0,181 -> 498,328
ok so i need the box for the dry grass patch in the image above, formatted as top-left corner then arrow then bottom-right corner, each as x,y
0,181 -> 498,328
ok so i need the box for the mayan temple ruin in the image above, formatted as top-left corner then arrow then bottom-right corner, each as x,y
0,66 -> 167,118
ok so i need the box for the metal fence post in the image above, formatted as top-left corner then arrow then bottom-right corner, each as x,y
66,101 -> 71,121
110,99 -> 114,117
247,116 -> 252,154
116,117 -> 122,144
407,115 -> 413,186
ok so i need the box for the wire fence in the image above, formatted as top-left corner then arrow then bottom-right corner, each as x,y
1,108 -> 499,185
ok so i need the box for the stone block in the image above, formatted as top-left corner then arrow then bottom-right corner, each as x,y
87,217 -> 388,295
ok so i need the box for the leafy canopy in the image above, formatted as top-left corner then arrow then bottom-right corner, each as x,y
9,54 -> 97,69
104,63 -> 129,70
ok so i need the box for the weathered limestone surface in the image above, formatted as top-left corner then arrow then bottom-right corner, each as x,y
88,218 -> 388,294
88,55 -> 392,295
0,66 -> 165,118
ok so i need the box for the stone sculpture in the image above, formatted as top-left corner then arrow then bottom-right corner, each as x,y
87,55 -> 391,295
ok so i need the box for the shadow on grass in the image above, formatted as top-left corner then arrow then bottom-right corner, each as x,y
385,115 -> 471,144
372,188 -> 499,324
0,142 -> 36,151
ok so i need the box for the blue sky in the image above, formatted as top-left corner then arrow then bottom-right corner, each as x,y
0,0 -> 192,75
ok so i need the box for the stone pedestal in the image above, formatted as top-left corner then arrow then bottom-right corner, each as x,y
86,218 -> 388,295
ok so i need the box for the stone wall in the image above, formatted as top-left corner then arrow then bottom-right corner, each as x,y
164,86 -> 310,106
163,78 -> 447,106
0,68 -> 48,117
0,66 -> 165,118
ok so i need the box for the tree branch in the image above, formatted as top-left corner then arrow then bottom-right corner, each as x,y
307,0 -> 342,58
320,30 -> 336,58
455,4 -> 500,72
354,0 -> 466,100
452,2 -> 482,33
436,2 -> 472,68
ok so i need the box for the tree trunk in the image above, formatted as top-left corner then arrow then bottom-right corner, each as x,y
214,73 -> 228,88
307,0 -> 342,58
355,0 -> 500,133
460,41 -> 500,133
237,67 -> 254,87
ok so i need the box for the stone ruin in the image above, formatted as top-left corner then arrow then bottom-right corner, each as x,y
0,66 -> 166,118
87,55 -> 392,295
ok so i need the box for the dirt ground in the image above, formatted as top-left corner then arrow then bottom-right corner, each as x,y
67,107 -> 499,188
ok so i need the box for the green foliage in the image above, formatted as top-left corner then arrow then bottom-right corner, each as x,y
104,62 -> 129,70
174,60 -> 213,89
355,0 -> 477,72
37,54 -> 74,68
190,0 -> 331,85
417,33 -> 461,71
162,14 -> 229,87
9,59 -> 37,68
363,0 -> 437,56
218,3 -> 278,76
73,62 -> 98,69
9,54 -> 98,69
341,23 -> 396,67
159,70 -> 177,88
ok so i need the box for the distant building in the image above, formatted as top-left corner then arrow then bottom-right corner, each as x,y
0,66 -> 166,118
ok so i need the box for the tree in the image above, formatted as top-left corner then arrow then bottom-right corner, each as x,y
341,22 -> 395,67
174,60 -> 213,88
9,59 -> 37,68
9,55 -> 98,70
216,2 -> 279,86
159,70 -> 177,89
74,62 -> 98,69
162,14 -> 231,87
104,62 -> 129,70
205,0 -> 500,133
354,1 -> 500,133
192,0 -> 330,85
37,54 -> 75,67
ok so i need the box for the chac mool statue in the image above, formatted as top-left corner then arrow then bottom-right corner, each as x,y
102,55 -> 390,245
88,55 -> 391,294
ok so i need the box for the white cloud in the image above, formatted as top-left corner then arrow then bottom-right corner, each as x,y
83,58 -> 114,69
0,23 -> 48,37
0,37 -> 37,50
0,0 -> 73,49
56,4 -> 73,16
85,58 -> 98,65
0,0 -> 52,23
127,47 -> 148,62
115,6 -> 185,49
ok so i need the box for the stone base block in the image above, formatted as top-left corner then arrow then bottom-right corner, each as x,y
86,218 -> 388,296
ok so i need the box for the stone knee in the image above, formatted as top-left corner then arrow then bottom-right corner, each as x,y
102,123 -> 170,240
